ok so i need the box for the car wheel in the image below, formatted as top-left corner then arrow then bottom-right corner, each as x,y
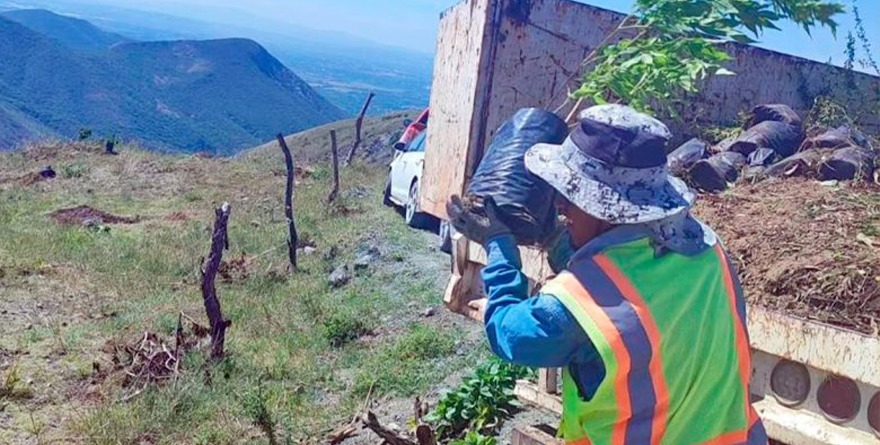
383,174 -> 394,207
405,181 -> 432,229
438,220 -> 454,254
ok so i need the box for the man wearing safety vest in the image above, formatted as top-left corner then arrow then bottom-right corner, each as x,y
447,105 -> 768,445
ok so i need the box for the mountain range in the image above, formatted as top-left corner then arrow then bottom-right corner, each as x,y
0,0 -> 435,116
0,9 -> 347,153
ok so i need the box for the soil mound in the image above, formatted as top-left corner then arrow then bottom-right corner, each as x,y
694,179 -> 880,334
51,205 -> 139,225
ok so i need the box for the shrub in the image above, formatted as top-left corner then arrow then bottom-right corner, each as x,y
323,312 -> 369,347
426,358 -> 532,439
61,162 -> 89,178
392,325 -> 455,361
451,431 -> 497,445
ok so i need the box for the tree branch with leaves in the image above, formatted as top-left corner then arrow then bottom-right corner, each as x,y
567,0 -> 845,118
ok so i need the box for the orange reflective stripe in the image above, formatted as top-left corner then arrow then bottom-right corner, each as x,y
594,254 -> 669,445
714,244 -> 753,429
567,436 -> 594,445
557,272 -> 631,445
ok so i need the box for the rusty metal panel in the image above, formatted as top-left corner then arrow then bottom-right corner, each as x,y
755,396 -> 879,445
749,307 -> 880,387
480,0 -> 630,147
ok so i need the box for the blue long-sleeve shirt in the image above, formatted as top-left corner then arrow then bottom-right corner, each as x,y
480,214 -> 717,400
481,234 -> 605,399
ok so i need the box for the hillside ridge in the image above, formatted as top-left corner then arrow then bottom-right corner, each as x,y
0,10 -> 347,154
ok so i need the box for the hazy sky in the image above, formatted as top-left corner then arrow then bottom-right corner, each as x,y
75,0 -> 879,69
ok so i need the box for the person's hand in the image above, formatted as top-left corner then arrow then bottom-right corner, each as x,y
446,195 -> 511,245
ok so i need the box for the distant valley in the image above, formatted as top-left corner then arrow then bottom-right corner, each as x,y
0,0 -> 435,116
0,9 -> 354,153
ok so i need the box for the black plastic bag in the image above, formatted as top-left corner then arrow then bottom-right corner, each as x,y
801,125 -> 872,151
689,152 -> 746,193
668,138 -> 707,177
466,108 -> 569,244
729,121 -> 803,158
745,104 -> 802,128
819,146 -> 875,181
766,149 -> 824,178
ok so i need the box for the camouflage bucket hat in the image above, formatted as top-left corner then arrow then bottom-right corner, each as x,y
524,104 -> 695,224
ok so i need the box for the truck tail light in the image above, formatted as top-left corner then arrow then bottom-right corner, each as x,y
770,359 -> 810,407
817,375 -> 861,423
868,392 -> 879,436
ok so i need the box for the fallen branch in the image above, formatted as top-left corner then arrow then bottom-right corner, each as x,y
328,424 -> 359,445
345,92 -> 376,165
361,411 -> 417,445
328,129 -> 340,203
202,202 -> 232,361
276,134 -> 299,270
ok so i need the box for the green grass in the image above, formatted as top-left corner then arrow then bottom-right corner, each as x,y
0,142 -> 487,444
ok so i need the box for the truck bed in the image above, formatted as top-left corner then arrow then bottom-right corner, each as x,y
694,178 -> 880,335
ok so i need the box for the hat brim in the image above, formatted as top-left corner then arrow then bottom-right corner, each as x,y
525,142 -> 695,224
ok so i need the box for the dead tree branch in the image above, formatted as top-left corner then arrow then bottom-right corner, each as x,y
276,134 -> 298,270
361,411 -> 417,445
201,202 -> 232,361
328,129 -> 340,203
345,92 -> 376,165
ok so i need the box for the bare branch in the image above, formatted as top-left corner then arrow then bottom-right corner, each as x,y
345,92 -> 376,165
328,130 -> 340,203
201,202 -> 231,361
276,134 -> 299,271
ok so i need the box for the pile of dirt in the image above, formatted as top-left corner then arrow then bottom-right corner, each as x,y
50,205 -> 139,225
694,179 -> 880,334
218,253 -> 251,283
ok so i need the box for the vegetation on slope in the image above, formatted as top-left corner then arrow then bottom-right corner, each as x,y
0,137 -> 486,444
0,10 -> 347,154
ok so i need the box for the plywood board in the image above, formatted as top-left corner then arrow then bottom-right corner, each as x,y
421,0 -> 499,219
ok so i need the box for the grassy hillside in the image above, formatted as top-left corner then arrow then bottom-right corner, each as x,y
0,11 -> 347,154
0,8 -> 129,51
0,2 -> 434,116
243,110 -> 419,167
0,130 -> 486,444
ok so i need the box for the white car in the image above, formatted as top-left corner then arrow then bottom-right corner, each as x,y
383,131 -> 454,253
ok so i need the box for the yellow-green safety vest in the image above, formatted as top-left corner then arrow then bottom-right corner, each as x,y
541,236 -> 767,445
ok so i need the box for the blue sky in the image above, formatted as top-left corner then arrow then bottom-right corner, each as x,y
75,0 -> 878,70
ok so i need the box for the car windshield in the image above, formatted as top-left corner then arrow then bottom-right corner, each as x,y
408,132 -> 427,152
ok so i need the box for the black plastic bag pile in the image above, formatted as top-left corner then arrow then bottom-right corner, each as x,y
465,108 -> 569,245
668,104 -> 877,192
